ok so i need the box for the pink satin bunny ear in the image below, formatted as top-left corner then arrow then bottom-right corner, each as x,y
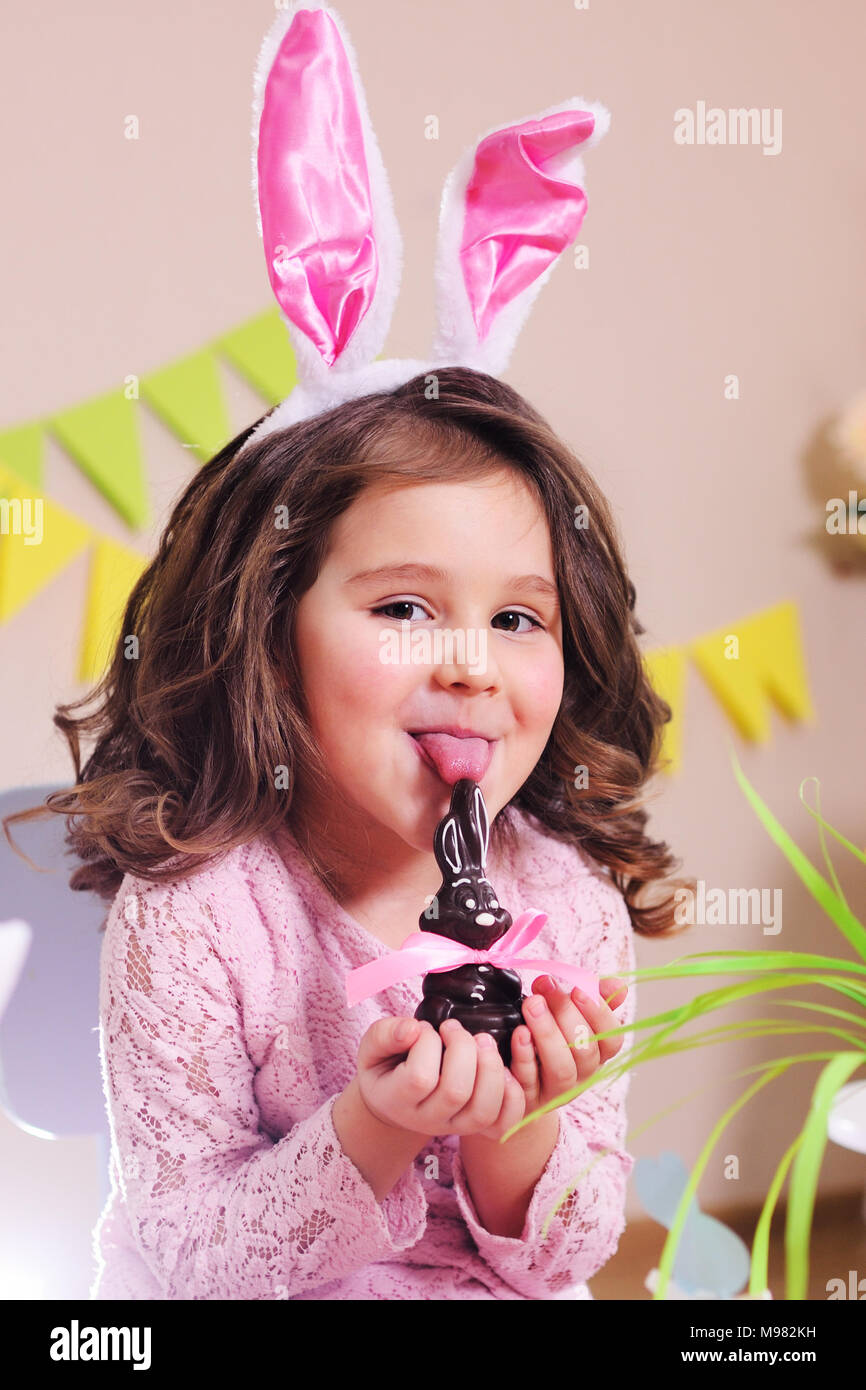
249,5 -> 405,406
240,10 -> 613,448
431,99 -> 610,377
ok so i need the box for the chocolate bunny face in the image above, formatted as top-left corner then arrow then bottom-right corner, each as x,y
419,779 -> 512,950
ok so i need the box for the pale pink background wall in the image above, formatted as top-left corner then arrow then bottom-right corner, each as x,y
1,0 -> 864,1297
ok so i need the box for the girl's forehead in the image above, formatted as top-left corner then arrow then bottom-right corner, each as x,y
314,472 -> 560,598
376,468 -> 529,495
335,472 -> 551,536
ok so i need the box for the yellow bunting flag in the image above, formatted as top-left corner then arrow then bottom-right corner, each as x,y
642,645 -> 688,775
0,423 -> 45,490
49,389 -> 150,531
688,600 -> 816,742
140,347 -> 233,465
215,308 -> 297,405
0,465 -> 91,624
79,536 -> 149,684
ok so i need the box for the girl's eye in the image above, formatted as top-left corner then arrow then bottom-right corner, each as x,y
373,600 -> 429,622
492,610 -> 545,634
373,602 -> 544,632
464,897 -> 476,910
490,899 -> 499,909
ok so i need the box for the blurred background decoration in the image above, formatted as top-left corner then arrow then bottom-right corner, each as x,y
805,386 -> 866,577
635,1150 -> 768,1299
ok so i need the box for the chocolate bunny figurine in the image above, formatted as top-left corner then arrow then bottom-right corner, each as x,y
414,778 -> 525,1066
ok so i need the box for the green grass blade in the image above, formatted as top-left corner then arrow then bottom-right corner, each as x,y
654,1064 -> 790,1300
539,1052 -> 826,1240
641,1017 -> 866,1051
729,745 -> 866,961
785,1053 -> 865,1299
625,949 -> 866,980
586,999 -> 866,1095
572,971 -> 866,1057
504,953 -> 866,1143
798,775 -> 866,868
799,777 -> 848,909
573,973 -> 866,1071
750,1132 -> 804,1295
508,972 -> 866,1129
538,1050 -> 853,1242
505,1016 -> 858,1142
771,998 -> 866,1030
588,1021 -> 865,1074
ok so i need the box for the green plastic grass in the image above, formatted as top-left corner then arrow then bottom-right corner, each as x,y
504,741 -> 866,1300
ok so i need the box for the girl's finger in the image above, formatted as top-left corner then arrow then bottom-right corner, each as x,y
572,987 -> 625,1064
498,1069 -> 527,1133
531,974 -> 559,997
570,1012 -> 602,1079
521,994 -> 578,1092
537,991 -> 600,1076
420,1018 -> 477,1122
531,977 -> 575,1020
451,1032 -> 505,1128
479,1068 -> 527,1142
509,1024 -> 540,1103
533,979 -> 613,1076
599,976 -> 629,1011
399,1019 -> 442,1100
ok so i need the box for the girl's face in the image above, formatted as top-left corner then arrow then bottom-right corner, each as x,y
292,467 -> 565,864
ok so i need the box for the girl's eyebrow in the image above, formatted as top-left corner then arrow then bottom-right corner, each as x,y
343,562 -> 560,607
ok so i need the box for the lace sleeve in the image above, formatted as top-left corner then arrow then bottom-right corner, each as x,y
450,872 -> 637,1297
98,879 -> 427,1299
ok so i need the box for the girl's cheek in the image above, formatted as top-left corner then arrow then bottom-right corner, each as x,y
350,631 -> 416,700
517,653 -> 564,717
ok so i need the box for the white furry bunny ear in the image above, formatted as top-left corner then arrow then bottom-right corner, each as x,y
239,6 -> 612,448
430,100 -> 611,377
243,4 -> 428,446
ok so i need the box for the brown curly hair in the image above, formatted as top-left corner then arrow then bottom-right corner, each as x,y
3,367 -> 694,936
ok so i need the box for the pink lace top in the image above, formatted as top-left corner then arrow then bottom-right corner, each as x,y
89,806 -> 636,1300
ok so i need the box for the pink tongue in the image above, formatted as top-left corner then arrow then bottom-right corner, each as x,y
413,734 -> 491,785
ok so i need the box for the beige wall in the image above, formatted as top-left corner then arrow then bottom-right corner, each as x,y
1,0 -> 865,1296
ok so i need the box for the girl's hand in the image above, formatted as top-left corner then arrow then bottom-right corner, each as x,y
509,976 -> 628,1118
356,1015 -> 526,1141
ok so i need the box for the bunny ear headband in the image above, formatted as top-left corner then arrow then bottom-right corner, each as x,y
240,3 -> 610,453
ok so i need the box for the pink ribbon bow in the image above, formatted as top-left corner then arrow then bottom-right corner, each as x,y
345,909 -> 600,1007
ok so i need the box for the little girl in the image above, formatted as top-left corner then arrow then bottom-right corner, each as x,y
7,366 -> 690,1300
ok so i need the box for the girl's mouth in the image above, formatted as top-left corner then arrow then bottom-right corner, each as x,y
407,731 -> 495,785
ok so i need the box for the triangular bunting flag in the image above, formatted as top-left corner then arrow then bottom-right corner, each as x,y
140,347 -> 233,464
48,389 -> 150,530
689,600 -> 816,742
0,465 -> 91,623
0,423 -> 45,490
79,536 -> 149,683
642,645 -> 688,775
215,308 -> 297,405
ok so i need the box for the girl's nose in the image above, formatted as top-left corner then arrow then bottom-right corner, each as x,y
474,911 -> 495,927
